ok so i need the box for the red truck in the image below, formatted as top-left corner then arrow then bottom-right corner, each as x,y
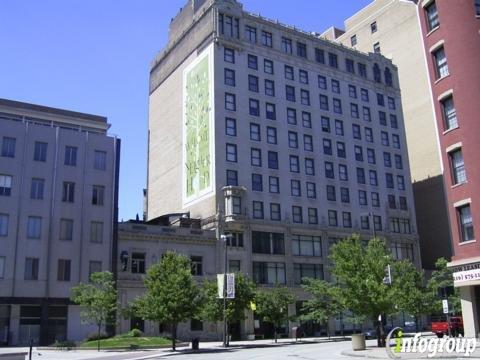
431,316 -> 464,337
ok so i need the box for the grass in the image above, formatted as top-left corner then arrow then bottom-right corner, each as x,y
80,334 -> 172,349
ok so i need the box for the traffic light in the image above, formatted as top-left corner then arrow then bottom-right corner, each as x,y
383,264 -> 392,285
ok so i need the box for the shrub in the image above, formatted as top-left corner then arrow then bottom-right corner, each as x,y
86,331 -> 109,341
129,344 -> 140,350
53,340 -> 76,350
128,328 -> 143,337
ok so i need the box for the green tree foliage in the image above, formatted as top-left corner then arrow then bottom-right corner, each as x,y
255,285 -> 295,343
427,257 -> 461,315
71,271 -> 117,351
300,278 -> 344,338
132,251 -> 198,350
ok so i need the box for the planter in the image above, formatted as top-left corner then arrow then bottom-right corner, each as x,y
351,333 -> 366,351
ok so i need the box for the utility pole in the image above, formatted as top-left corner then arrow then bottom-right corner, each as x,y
220,234 -> 232,347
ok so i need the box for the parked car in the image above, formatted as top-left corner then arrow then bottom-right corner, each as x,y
431,316 -> 463,338
363,326 -> 392,339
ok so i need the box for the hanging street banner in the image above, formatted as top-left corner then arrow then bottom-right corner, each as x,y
217,273 -> 235,299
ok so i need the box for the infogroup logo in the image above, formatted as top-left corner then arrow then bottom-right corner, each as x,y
386,328 -> 477,358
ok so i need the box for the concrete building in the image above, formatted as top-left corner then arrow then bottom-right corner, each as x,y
413,0 -> 480,338
0,99 -> 120,345
146,0 -> 421,338
322,0 -> 451,270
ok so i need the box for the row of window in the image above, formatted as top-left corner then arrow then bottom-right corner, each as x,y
252,261 -> 324,285
0,214 -> 105,243
0,138 -> 107,170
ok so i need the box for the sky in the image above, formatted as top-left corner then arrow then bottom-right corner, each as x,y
0,0 -> 372,221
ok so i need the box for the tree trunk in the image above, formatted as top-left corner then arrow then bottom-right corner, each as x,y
414,315 -> 419,333
97,323 -> 101,352
172,323 -> 177,351
274,327 -> 278,343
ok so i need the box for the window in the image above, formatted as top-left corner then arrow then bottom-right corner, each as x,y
340,187 -> 350,203
264,59 -> 274,74
349,85 -> 357,99
245,25 -> 257,43
433,47 -> 449,79
226,117 -> 236,136
306,182 -> 316,199
269,176 -> 279,193
390,115 -> 398,129
377,93 -> 385,107
0,175 -> 12,196
476,0 -> 480,15
367,148 -> 376,164
292,235 -> 321,257
331,79 -> 340,94
0,214 -> 8,237
369,170 -> 378,186
297,42 -> 307,58
253,261 -> 285,284
379,111 -> 387,126
372,192 -> 380,207
89,261 -> 102,279
265,79 -> 275,96
315,48 -> 325,64
351,103 -> 359,118
458,205 -> 475,242
308,208 -> 318,224
385,68 -> 393,87
388,97 -> 396,111
34,142 -> 48,162
282,37 -> 292,54
399,196 -> 408,210
27,216 -> 41,239
288,131 -> 298,148
359,190 -> 367,206
346,59 -> 355,74
252,173 -> 263,192
325,162 -> 334,179
397,175 -> 405,190
286,85 -> 296,102
284,65 -> 294,80
328,210 -> 338,227
90,221 -> 103,243
250,123 -> 261,141
226,143 -> 237,162
388,194 -> 397,209
450,149 -> 467,184
356,167 -> 365,184
248,74 -> 258,92
60,219 -> 73,240
342,212 -> 352,228
373,215 -> 382,231
219,14 -> 239,38
303,135 -> 313,151
226,169 -> 238,186
268,151 -> 278,169
232,196 -> 242,214
323,139 -> 332,155
249,99 -> 260,116
333,98 -> 342,114
441,96 -> 458,130
30,178 -> 44,200
1,137 -> 15,158
62,182 -> 75,203
0,256 -> 4,279
350,34 -> 357,46
335,120 -> 344,136
299,69 -> 308,84
265,103 -> 275,122
373,42 -> 381,54
326,185 -> 336,201
24,258 -> 39,280
361,88 -> 369,102
225,232 -> 244,248
252,231 -> 285,255
57,259 -> 71,281
261,30 -> 272,47
64,146 -> 77,166
92,185 -> 105,206
247,54 -> 258,70
363,107 -> 371,122
190,256 -> 202,276
302,112 -> 312,128
395,154 -> 403,170
374,63 -> 381,83
251,148 -> 262,166
287,108 -> 297,125
371,21 -> 377,33
267,126 -> 277,144
292,206 -> 303,223
328,53 -> 338,68
305,158 -> 315,176
225,68 -> 235,86
318,75 -> 327,90
425,2 -> 439,30
270,203 -> 281,221
224,47 -> 235,63
94,150 -> 106,170
291,180 -> 301,197
300,89 -> 310,106
386,173 -> 395,188
361,215 -> 370,230
294,263 -> 324,285
290,155 -> 300,173
225,93 -> 236,111
392,134 -> 400,149
319,95 -> 329,111
358,63 -> 367,78
365,127 -> 373,143
381,131 -> 389,146
339,164 -> 348,181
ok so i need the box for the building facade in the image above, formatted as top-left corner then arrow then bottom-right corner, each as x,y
414,0 -> 480,337
322,0 -> 451,270
0,99 -> 120,345
147,0 -> 421,338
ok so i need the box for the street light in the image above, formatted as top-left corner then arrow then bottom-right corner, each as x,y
220,234 -> 233,347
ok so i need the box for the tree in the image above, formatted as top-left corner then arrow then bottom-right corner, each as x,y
71,271 -> 117,351
300,278 -> 344,338
427,257 -> 461,315
255,284 -> 295,343
132,251 -> 198,351
198,272 -> 255,345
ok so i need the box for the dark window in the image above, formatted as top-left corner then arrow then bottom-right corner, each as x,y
346,59 -> 355,74
264,59 -> 274,74
321,116 -> 330,132
433,47 -> 449,78
249,99 -> 260,116
385,68 -> 393,86
226,170 -> 238,186
328,210 -> 338,227
343,212 -> 352,228
289,155 -> 300,173
356,167 -> 365,184
261,30 -> 272,47
359,190 -> 367,206
371,21 -> 377,33
425,2 -> 439,30
325,161 -> 334,179
340,187 -> 350,203
318,75 -> 327,90
248,54 -> 258,70
323,138 -> 332,155
292,206 -> 303,223
268,151 -> 278,169
287,108 -> 297,125
306,182 -> 316,199
251,148 -> 261,166
286,85 -> 296,102
226,143 -> 237,162
441,96 -> 458,130
284,65 -> 294,80
34,142 -> 48,162
1,137 -> 16,158
24,258 -> 39,280
270,203 -> 281,221
458,205 -> 475,242
248,75 -> 258,92
319,95 -> 329,111
450,149 -> 467,184
282,37 -> 292,54
328,53 -> 338,68
62,182 -> 75,203
350,35 -> 357,46
349,85 -> 357,99
308,208 -> 318,224
132,253 -> 146,274
291,179 -> 301,197
299,69 -> 309,84
326,185 -> 336,201
225,117 -> 236,136
265,79 -> 275,96
297,42 -> 307,58
358,63 -> 367,78
64,146 -> 77,166
57,259 -> 71,281
300,89 -> 310,106
224,68 -> 235,86
252,173 -> 263,191
373,63 -> 381,82
224,47 -> 235,63
315,48 -> 325,64
225,93 -> 236,111
331,79 -> 340,94
245,25 -> 257,43
302,112 -> 312,128
269,176 -> 279,193
190,256 -> 203,276
30,178 -> 45,200
267,126 -> 277,144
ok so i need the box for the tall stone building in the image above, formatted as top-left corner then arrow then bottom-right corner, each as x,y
0,99 -> 120,345
147,0 -> 421,337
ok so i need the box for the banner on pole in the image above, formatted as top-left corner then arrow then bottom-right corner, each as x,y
217,273 -> 235,299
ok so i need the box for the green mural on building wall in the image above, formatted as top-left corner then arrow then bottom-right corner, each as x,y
184,54 -> 211,200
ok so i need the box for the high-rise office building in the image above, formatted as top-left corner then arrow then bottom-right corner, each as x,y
0,99 -> 120,345
147,0 -> 420,337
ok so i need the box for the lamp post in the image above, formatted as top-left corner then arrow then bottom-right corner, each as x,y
220,234 -> 232,347
369,212 -> 376,239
